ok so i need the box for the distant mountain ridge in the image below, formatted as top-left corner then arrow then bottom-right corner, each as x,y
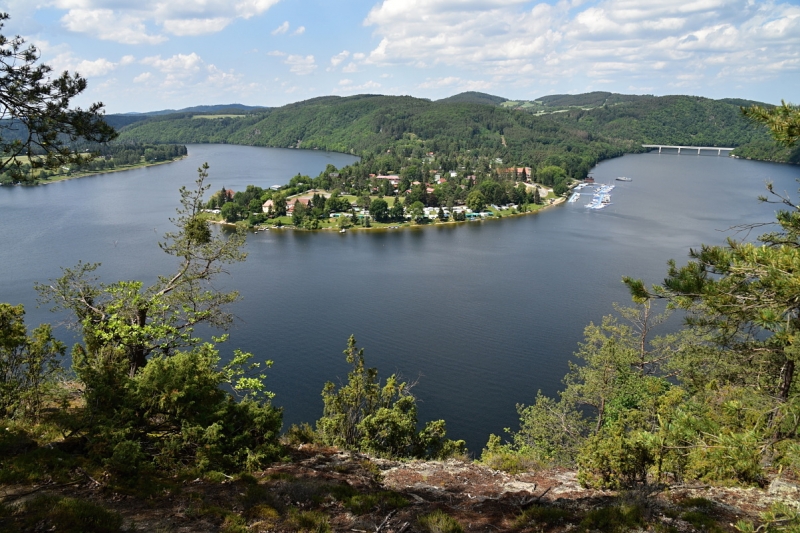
121,103 -> 269,116
113,91 -> 793,164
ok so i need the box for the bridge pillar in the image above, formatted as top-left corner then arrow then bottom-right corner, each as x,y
677,147 -> 681,154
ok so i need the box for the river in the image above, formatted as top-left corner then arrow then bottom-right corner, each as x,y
1,144 -> 798,451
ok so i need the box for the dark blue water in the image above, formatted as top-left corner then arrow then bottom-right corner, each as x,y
1,146 -> 798,452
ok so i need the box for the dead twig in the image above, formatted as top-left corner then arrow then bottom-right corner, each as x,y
375,509 -> 397,532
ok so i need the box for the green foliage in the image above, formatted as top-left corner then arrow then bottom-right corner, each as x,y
578,504 -> 644,533
37,164 -> 246,376
577,423 -> 652,490
0,303 -> 65,420
0,13 -> 117,184
466,190 -> 485,212
3,494 -> 124,533
328,484 -> 408,515
735,502 -> 800,533
480,434 -> 542,474
317,335 -> 464,459
75,341 -> 282,474
287,508 -> 331,533
514,504 -> 570,528
418,510 -> 464,533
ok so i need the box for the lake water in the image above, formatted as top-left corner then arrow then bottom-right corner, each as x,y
2,144 -> 799,452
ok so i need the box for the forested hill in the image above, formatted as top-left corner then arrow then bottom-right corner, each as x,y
114,92 -> 791,165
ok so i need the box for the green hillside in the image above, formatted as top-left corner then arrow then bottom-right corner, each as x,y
116,92 -> 785,166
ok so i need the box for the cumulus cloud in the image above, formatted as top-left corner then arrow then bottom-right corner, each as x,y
330,50 -> 350,67
293,26 -> 306,35
272,21 -> 290,35
48,50 -> 133,78
55,0 -> 281,43
285,54 -> 317,75
363,0 -> 800,91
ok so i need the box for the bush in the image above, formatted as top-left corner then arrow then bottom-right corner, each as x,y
0,304 -> 65,420
418,510 -> 464,533
317,336 -> 464,459
8,494 -> 124,533
76,342 -> 282,475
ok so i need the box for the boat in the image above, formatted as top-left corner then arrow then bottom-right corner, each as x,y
616,176 -> 632,181
339,228 -> 346,233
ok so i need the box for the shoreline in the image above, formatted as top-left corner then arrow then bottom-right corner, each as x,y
29,155 -> 188,186
210,196 -> 567,233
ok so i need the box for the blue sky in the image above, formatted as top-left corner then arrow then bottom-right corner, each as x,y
2,0 -> 798,113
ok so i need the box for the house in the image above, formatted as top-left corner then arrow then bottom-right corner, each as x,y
373,174 -> 400,187
261,199 -> 274,213
286,197 -> 312,215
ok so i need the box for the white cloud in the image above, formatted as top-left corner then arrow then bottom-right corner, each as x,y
293,26 -> 306,35
267,50 -> 287,56
272,21 -> 290,35
162,18 -> 231,36
134,52 -> 255,100
333,80 -> 381,93
285,54 -> 316,75
342,62 -> 359,73
54,0 -> 281,43
330,50 -> 350,67
362,0 -> 800,91
60,9 -> 167,44
48,50 -> 131,78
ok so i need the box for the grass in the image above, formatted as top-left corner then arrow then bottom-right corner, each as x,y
578,504 -> 645,533
2,494 -> 124,533
329,484 -> 409,515
287,508 -> 331,532
418,510 -> 464,533
515,504 -> 571,528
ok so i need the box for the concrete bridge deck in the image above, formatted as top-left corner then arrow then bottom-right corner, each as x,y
643,144 -> 735,155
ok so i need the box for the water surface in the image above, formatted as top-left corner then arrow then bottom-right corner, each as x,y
1,146 -> 798,451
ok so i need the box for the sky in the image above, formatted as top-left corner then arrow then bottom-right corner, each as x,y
1,0 -> 798,114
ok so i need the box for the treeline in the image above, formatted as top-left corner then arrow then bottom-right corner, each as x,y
0,142 -> 187,185
115,92 -> 786,171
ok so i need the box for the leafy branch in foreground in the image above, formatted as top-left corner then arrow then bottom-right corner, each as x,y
0,12 -> 116,182
37,163 -> 246,376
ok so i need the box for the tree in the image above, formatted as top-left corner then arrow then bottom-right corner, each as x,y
0,303 -> 65,420
37,164 -> 246,376
742,100 -> 800,147
0,13 -> 116,182
316,336 -> 465,459
389,200 -> 404,221
370,198 -> 389,222
409,200 -> 425,223
533,187 -> 541,205
466,190 -> 485,212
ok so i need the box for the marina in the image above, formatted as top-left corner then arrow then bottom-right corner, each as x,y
584,183 -> 615,209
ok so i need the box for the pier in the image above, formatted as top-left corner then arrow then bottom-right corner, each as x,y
642,144 -> 735,156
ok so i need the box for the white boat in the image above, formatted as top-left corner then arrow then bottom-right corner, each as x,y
616,176 -> 632,181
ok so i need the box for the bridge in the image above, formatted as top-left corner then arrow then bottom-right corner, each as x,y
642,144 -> 735,156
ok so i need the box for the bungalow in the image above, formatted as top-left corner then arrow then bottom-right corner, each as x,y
261,199 -> 274,213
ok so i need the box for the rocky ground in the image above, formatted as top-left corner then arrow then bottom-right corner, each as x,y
2,445 -> 799,532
